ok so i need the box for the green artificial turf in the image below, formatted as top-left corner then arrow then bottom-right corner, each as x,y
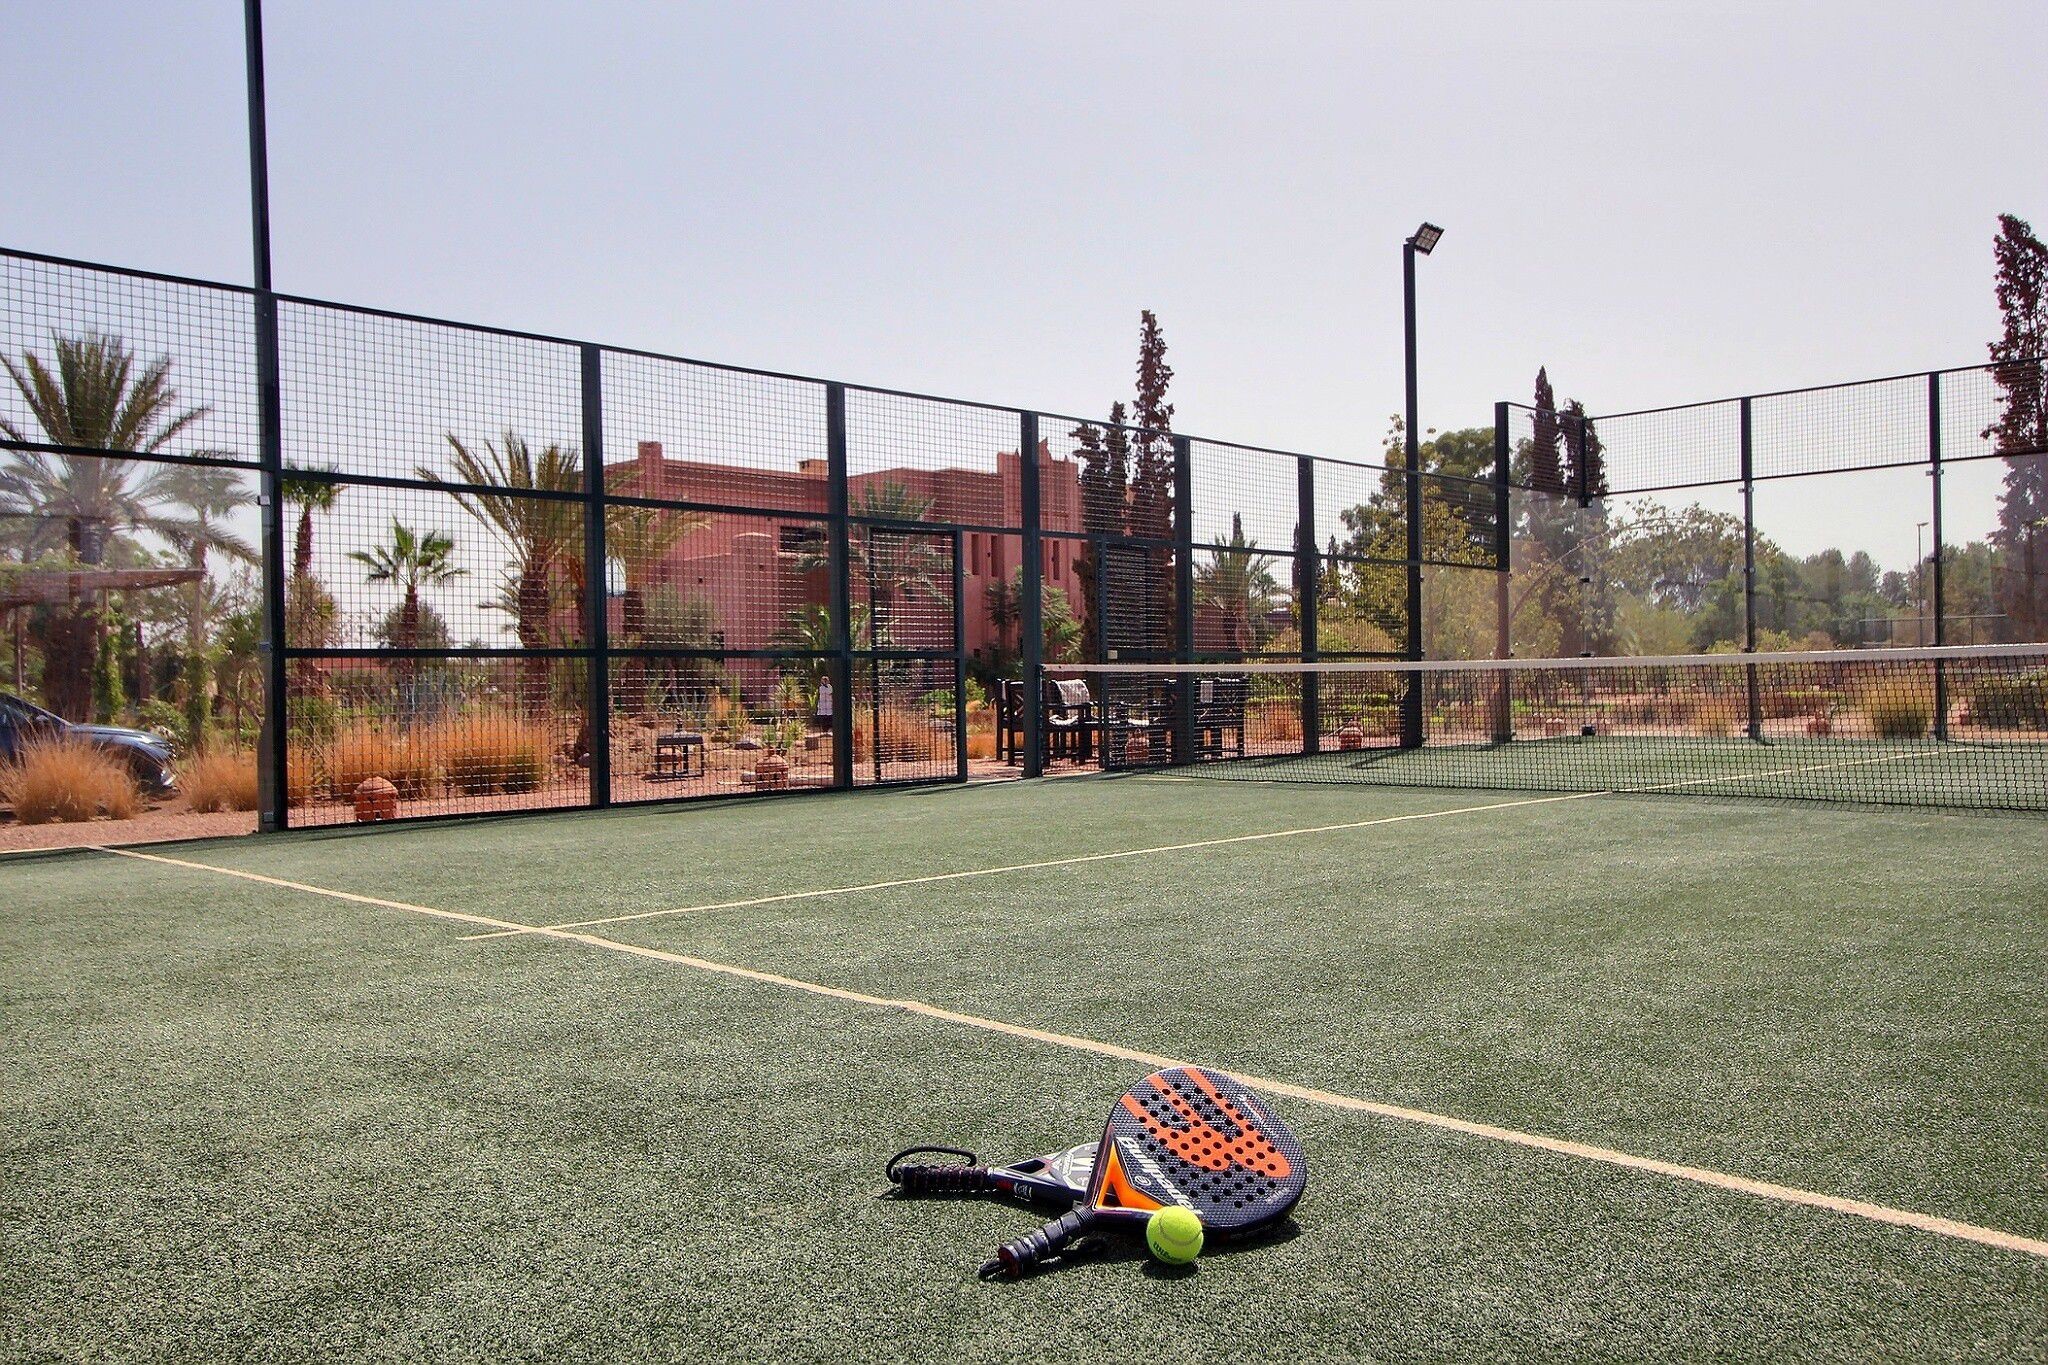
4,776 -> 2045,1362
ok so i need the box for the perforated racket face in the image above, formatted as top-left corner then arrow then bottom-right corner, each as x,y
1088,1067 -> 1305,1233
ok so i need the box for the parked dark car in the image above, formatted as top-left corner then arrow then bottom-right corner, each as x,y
0,692 -> 178,793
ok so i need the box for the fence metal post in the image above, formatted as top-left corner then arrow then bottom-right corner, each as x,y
1018,413 -> 1044,777
1572,409 -> 1592,509
1740,397 -> 1761,739
581,345 -> 610,806
952,526 -> 968,782
827,382 -> 854,790
1929,370 -> 1948,738
255,297 -> 286,831
1173,435 -> 1196,764
1493,402 -> 1513,741
244,0 -> 288,831
1296,455 -> 1319,753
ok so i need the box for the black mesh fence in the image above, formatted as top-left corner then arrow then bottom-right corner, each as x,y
4,243 -> 2044,836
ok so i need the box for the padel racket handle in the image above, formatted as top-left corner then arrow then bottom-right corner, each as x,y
893,1162 -> 1001,1196
980,1208 -> 1090,1280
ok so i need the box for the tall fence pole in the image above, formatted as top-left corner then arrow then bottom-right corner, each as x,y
1740,397 -> 1761,739
1173,434 -> 1196,763
1296,456 -> 1319,753
1018,413 -> 1043,777
826,383 -> 854,790
580,346 -> 610,806
243,0 -> 288,831
1493,402 -> 1512,741
951,527 -> 968,782
1400,242 -> 1425,748
1929,370 -> 1948,738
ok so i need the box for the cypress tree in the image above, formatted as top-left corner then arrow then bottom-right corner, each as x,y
1985,213 -> 2048,639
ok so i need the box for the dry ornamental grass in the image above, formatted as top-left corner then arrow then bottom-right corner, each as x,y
853,706 -> 945,764
0,739 -> 141,824
426,715 -> 553,795
324,727 -> 435,800
180,748 -> 261,813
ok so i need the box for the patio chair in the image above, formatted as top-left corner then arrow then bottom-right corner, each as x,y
1100,677 -> 1176,767
996,678 -> 1026,764
1042,676 -> 1097,763
1191,674 -> 1248,759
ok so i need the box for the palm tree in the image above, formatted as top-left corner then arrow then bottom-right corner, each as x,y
778,600 -> 872,682
599,470 -> 709,716
811,482 -> 945,648
156,466 -> 259,747
984,574 -> 1022,672
1193,514 -> 1281,653
604,487 -> 708,645
421,432 -> 580,649
421,432 -> 581,713
0,333 -> 222,718
348,522 -> 464,653
281,468 -> 342,582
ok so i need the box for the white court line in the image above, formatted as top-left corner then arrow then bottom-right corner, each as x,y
85,842 -> 2048,1263
466,747 -> 1936,941
459,789 -> 1607,940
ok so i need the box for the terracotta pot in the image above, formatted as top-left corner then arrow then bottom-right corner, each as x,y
756,752 -> 790,790
1336,724 -> 1365,751
1124,732 -> 1152,763
353,776 -> 398,823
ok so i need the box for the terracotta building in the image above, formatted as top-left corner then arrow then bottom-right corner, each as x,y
608,440 -> 1086,694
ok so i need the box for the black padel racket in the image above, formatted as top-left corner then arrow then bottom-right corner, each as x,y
980,1066 -> 1305,1279
886,1141 -> 1095,1209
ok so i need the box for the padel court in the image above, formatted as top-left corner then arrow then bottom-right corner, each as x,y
5,773 -> 2044,1361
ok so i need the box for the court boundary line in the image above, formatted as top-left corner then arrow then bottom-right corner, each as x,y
463,749 -> 1935,941
458,789 -> 1605,939
88,842 -> 2048,1264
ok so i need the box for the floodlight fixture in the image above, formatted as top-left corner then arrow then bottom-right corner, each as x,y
1409,222 -> 1444,255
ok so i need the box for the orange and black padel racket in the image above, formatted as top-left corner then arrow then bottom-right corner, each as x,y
979,1066 -> 1306,1279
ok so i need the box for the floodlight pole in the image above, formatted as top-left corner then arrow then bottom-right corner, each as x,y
1400,235 -> 1426,748
245,0 -> 289,830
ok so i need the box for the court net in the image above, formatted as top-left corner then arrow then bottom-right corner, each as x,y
1054,644 -> 2048,812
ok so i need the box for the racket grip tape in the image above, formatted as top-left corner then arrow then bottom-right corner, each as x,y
892,1162 -> 1002,1196
979,1208 -> 1090,1280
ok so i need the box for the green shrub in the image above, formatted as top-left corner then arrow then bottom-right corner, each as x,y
1861,678 -> 1931,738
1971,671 -> 2048,730
134,698 -> 191,751
288,695 -> 342,743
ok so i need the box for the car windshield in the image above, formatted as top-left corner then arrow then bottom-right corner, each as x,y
1,694 -> 62,727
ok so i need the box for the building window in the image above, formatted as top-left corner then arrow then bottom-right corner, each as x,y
779,524 -> 824,558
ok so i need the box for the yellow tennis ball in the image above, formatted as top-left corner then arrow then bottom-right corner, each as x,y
1145,1206 -> 1204,1265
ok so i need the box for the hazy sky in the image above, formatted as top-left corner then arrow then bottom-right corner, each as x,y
4,0 -> 2045,571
